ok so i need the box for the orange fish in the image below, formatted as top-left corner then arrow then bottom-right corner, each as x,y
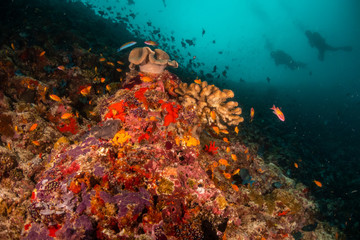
232,184 -> 239,192
11,43 -> 15,50
95,66 -> 98,73
144,40 -> 159,46
231,154 -> 237,161
61,113 -> 74,120
233,169 -> 240,175
250,107 -> 255,122
270,105 -> 285,121
29,123 -> 38,132
223,137 -> 229,143
99,57 -> 106,62
49,94 -> 62,102
212,126 -> 220,134
107,61 -> 114,66
140,76 -> 153,82
226,147 -> 230,153
39,51 -> 46,57
314,180 -> 322,187
210,111 -> 216,120
100,77 -> 106,83
116,68 -> 122,72
234,126 -> 239,134
80,86 -> 91,96
294,163 -> 299,168
32,140 -> 40,146
117,61 -> 124,65
220,129 -> 229,134
223,173 -> 231,179
57,65 -> 65,71
194,78 -> 201,84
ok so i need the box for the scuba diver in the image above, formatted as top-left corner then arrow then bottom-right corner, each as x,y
305,30 -> 352,61
270,50 -> 306,70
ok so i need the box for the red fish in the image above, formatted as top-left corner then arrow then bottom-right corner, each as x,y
270,105 -> 285,121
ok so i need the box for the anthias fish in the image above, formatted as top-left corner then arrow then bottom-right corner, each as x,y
144,40 -> 159,46
270,105 -> 285,121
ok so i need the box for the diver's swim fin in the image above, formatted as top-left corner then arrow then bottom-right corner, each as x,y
341,46 -> 352,51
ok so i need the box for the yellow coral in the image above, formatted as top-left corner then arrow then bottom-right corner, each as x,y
182,134 -> 200,147
112,129 -> 131,147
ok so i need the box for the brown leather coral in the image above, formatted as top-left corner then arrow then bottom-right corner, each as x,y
128,47 -> 178,74
175,81 -> 243,129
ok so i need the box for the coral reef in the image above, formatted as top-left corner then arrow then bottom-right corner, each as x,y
129,47 -> 178,74
0,0 -> 343,239
175,80 -> 244,130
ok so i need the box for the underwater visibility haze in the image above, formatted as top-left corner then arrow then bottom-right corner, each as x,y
0,0 -> 359,239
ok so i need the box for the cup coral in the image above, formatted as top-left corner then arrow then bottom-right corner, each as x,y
175,81 -> 244,129
128,47 -> 178,74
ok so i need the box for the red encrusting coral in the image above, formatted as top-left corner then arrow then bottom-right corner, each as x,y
57,117 -> 79,134
159,99 -> 181,126
104,100 -> 127,121
134,87 -> 149,109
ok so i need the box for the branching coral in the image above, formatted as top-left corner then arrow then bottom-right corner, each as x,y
175,81 -> 243,129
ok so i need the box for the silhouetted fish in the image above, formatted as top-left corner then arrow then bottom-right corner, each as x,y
266,77 -> 270,83
202,28 -> 205,37
212,65 -> 217,72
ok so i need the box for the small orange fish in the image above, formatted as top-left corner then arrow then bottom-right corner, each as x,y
89,111 -> 96,116
88,48 -> 92,52
49,94 -> 62,102
231,154 -> 237,161
107,61 -> 114,66
314,180 -> 322,187
270,105 -> 285,121
210,111 -> 216,121
116,68 -> 122,72
144,40 -> 159,46
140,76 -> 153,82
294,163 -> 299,168
212,126 -> 220,134
80,86 -> 91,96
32,140 -> 40,146
226,147 -> 230,153
11,43 -> 15,50
29,123 -> 38,132
258,168 -> 265,173
232,184 -> 239,192
194,78 -> 201,84
220,129 -> 229,134
250,107 -> 255,122
234,126 -> 239,134
95,66 -> 98,73
223,137 -> 229,143
100,77 -> 106,83
99,57 -> 106,62
233,169 -> 240,175
7,142 -> 11,150
61,113 -> 74,120
57,65 -> 65,71
223,173 -> 231,179
39,51 -> 46,57
244,148 -> 249,154
218,159 -> 230,166
117,61 -> 124,65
